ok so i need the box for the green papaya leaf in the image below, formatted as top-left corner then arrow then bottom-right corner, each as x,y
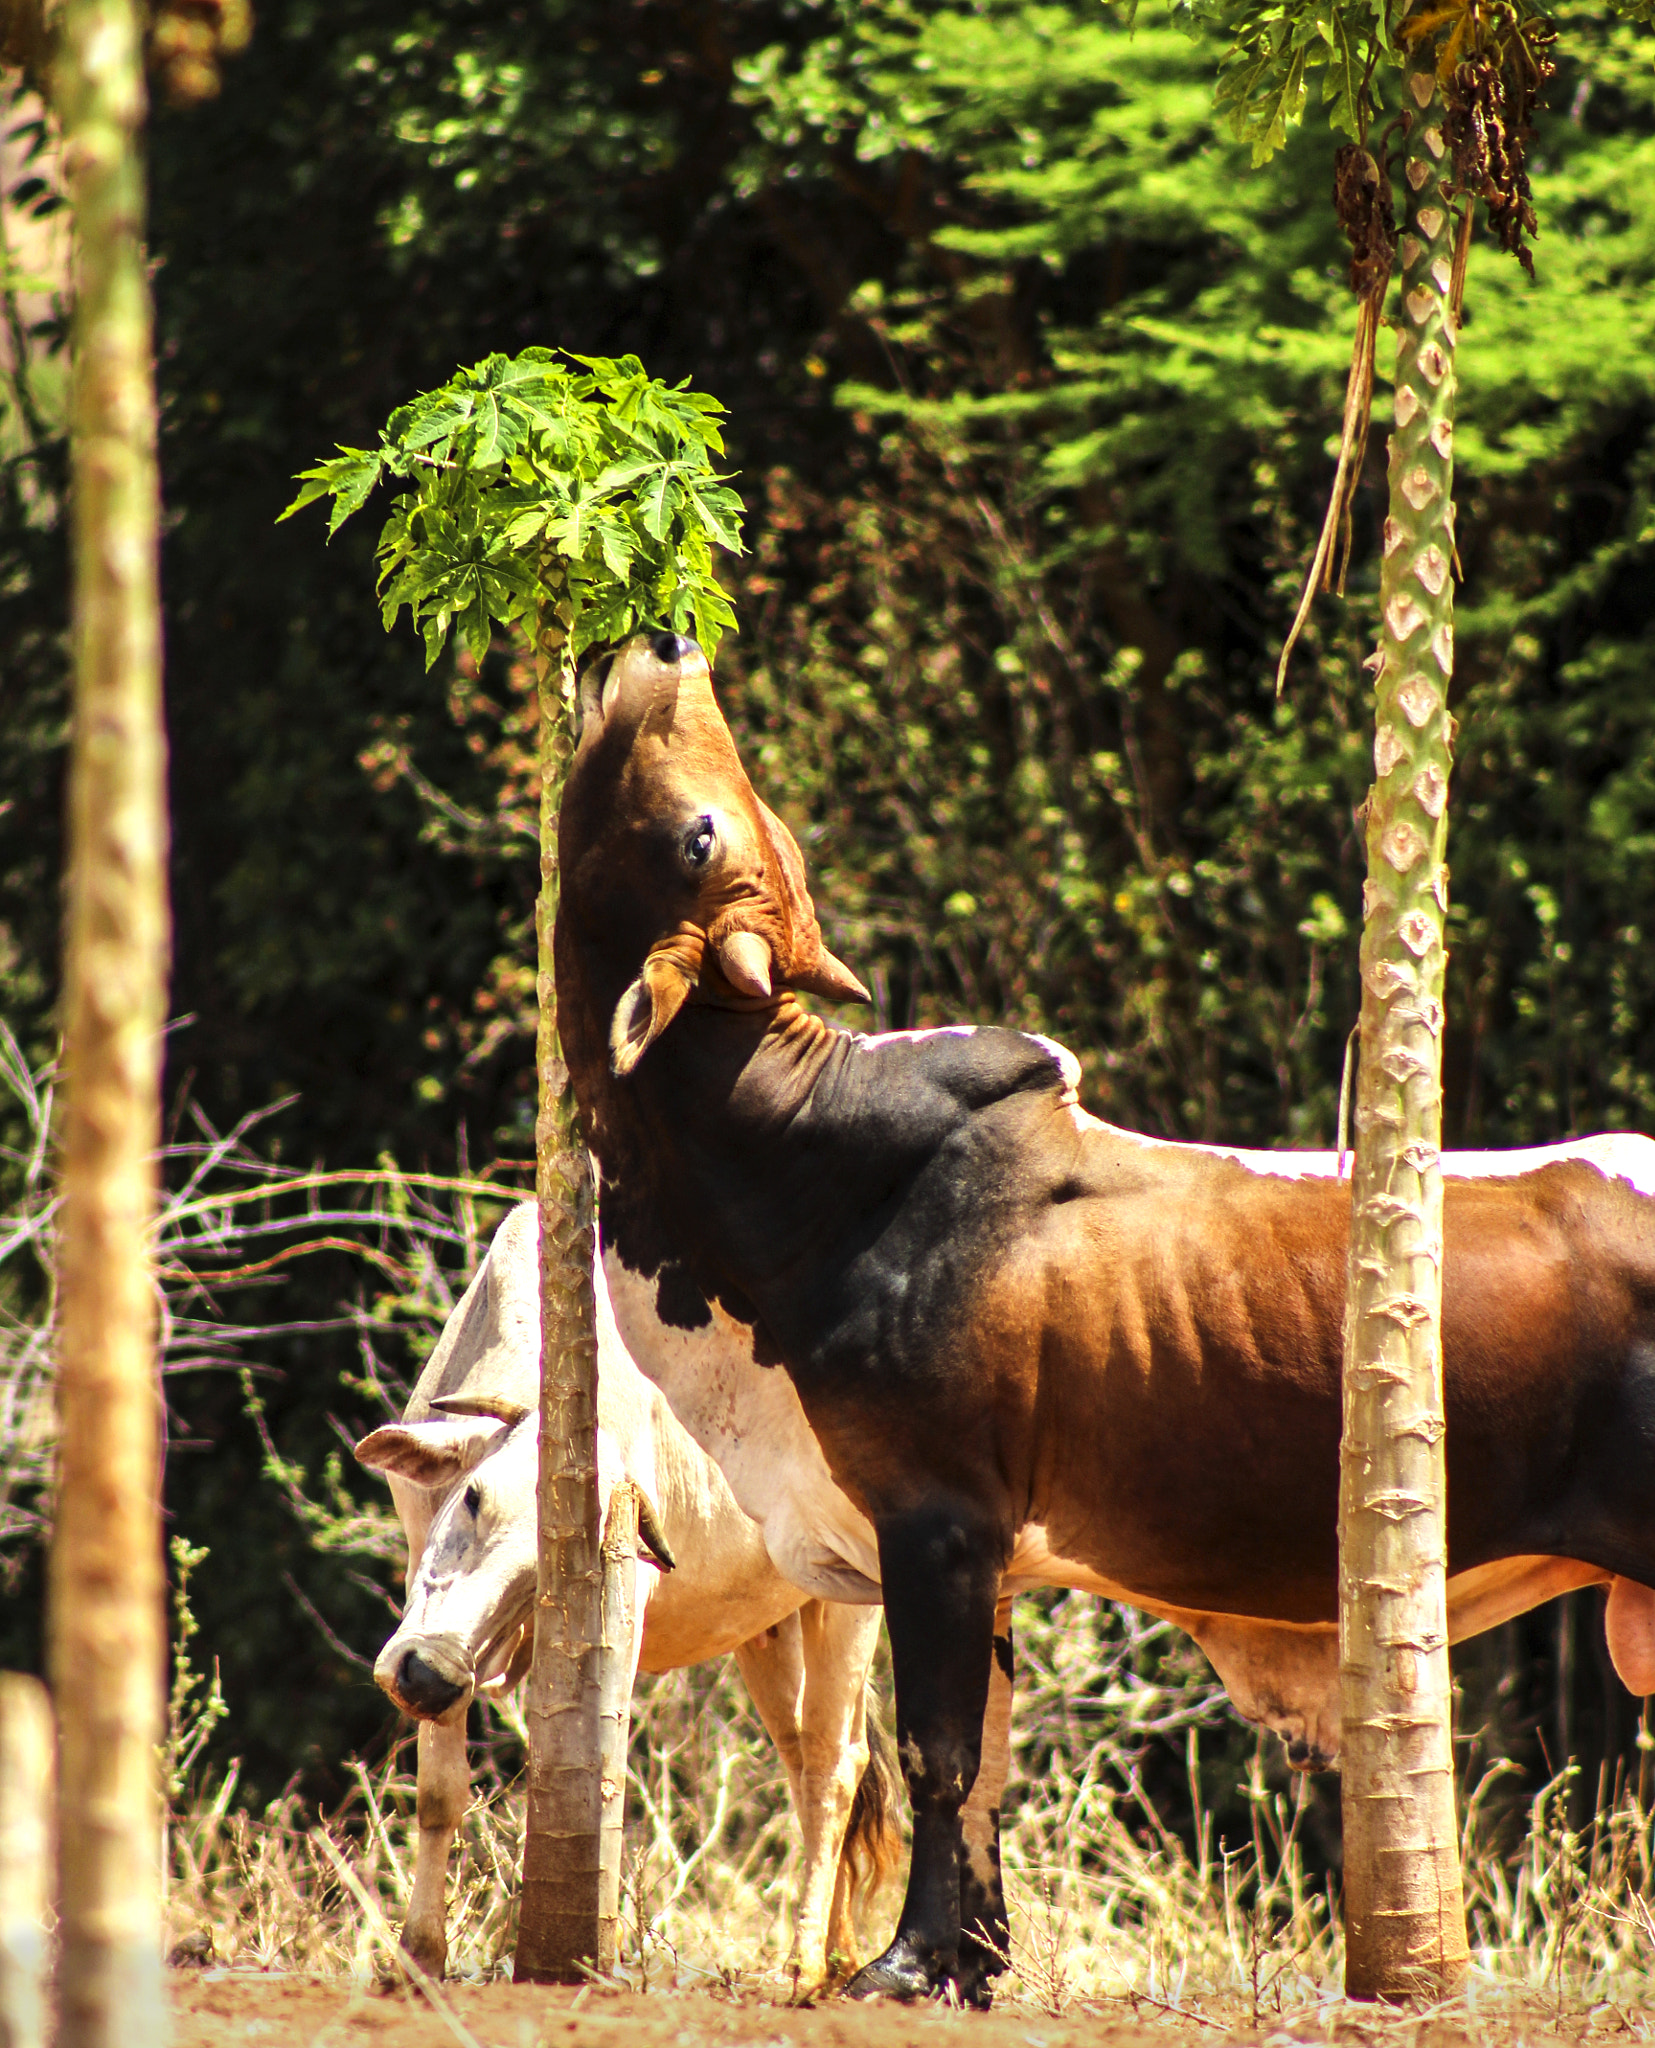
288,346 -> 745,667
278,448 -> 383,535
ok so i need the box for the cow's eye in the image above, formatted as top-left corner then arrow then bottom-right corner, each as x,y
683,817 -> 715,869
463,1483 -> 481,1517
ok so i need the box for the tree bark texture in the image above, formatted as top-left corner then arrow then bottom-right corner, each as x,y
49,4 -> 169,2041
0,1676 -> 53,2048
1338,68 -> 1469,2002
515,612 -> 606,1984
596,1483 -> 639,1966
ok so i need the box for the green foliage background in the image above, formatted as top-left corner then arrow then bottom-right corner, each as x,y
0,0 -> 1652,1827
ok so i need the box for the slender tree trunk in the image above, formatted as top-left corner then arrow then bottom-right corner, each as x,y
0,1675 -> 53,2048
49,4 -> 169,2042
1338,66 -> 1468,2001
596,1484 -> 639,1965
515,611 -> 606,1983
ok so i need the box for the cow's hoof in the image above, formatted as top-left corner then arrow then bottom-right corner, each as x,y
397,1934 -> 446,1984
844,1936 -> 944,2002
950,1957 -> 999,2011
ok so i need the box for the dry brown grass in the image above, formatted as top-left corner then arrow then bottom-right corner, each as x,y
158,1594 -> 1655,2027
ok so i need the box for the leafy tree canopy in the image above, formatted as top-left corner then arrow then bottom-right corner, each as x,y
1175,0 -> 1655,162
283,348 -> 744,666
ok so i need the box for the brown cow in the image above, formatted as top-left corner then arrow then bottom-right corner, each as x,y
555,629 -> 1655,2004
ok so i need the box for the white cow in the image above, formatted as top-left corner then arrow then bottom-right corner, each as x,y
354,1201 -> 897,1986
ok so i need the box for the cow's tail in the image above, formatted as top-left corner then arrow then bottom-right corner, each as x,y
837,1688 -> 904,1925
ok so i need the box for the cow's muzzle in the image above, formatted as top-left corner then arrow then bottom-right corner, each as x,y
395,1648 -> 468,1720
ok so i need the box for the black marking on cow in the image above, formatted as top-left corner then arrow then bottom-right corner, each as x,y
1618,1343 -> 1655,1440
646,1252 -> 789,1369
654,1263 -> 713,1332
629,1019 -> 1078,1402
751,1319 -> 786,1369
844,1504 -> 1008,2000
992,1633 -> 1013,1682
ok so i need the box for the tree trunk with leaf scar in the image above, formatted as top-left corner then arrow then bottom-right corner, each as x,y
515,607 -> 607,1984
596,1483 -> 640,1963
1338,64 -> 1469,2003
49,3 -> 170,2043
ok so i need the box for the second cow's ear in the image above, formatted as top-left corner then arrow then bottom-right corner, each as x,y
353,1415 -> 508,1489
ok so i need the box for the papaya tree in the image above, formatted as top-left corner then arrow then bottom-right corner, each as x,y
286,351 -> 743,1980
15,2 -> 254,2037
48,3 -> 169,2043
1184,0 -> 1653,1998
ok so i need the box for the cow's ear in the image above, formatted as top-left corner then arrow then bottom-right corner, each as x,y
754,799 -> 871,1006
353,1416 -> 506,1488
610,933 -> 701,1075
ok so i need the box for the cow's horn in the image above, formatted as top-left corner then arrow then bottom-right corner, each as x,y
717,929 -> 773,999
792,948 -> 872,1006
429,1394 -> 531,1426
635,1487 -> 676,1572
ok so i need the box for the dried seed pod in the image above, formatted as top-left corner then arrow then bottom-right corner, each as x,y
1334,143 -> 1398,300
1441,18 -> 1557,279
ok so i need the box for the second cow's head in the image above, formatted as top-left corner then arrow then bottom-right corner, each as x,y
559,630 -> 868,1077
355,1396 -> 539,1720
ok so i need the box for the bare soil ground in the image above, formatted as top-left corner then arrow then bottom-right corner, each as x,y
166,1971 -> 1635,2048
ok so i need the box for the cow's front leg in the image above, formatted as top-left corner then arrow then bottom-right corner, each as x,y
401,1708 -> 469,1978
799,1600 -> 883,1988
954,1590 -> 1014,2008
732,1614 -> 814,1986
735,1601 -> 879,1996
845,1508 -> 1003,2002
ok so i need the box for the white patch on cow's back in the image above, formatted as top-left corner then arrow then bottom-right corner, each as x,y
1026,1032 -> 1082,1101
602,1249 -> 882,1606
854,1021 -> 1086,1111
1438,1131 -> 1655,1197
1068,1109 -> 1655,1198
853,1024 -> 979,1052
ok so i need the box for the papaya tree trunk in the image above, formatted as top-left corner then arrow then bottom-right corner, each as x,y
596,1483 -> 639,1960
515,612 -> 607,1983
49,3 -> 169,2042
0,1674 -> 53,2048
1338,65 -> 1469,2001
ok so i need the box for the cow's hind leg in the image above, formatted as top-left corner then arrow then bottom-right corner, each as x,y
845,1508 -> 1003,2003
953,1591 -> 1014,2008
402,1710 -> 470,1977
